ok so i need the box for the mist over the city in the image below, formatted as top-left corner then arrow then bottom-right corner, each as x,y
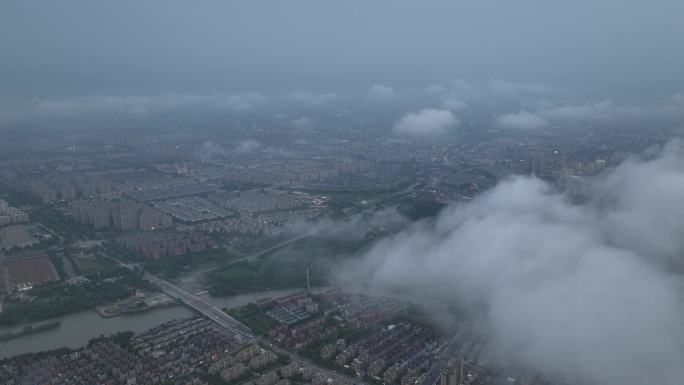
336,142 -> 684,385
1,1 -> 683,385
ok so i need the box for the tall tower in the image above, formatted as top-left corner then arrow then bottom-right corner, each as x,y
530,152 -> 544,176
440,357 -> 463,385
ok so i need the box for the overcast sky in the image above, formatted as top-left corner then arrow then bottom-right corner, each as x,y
1,0 -> 683,101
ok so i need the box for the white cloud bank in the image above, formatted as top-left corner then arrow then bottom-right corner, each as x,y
487,78 -> 556,98
393,108 -> 458,137
494,110 -> 549,130
538,94 -> 684,122
0,93 -> 266,125
367,84 -> 397,101
441,98 -> 467,111
492,94 -> 684,130
287,90 -> 338,106
234,139 -> 262,154
289,116 -> 316,133
338,141 -> 684,385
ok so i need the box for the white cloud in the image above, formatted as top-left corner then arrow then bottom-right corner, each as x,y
338,141 -> 684,385
449,78 -> 474,93
425,84 -> 447,95
539,100 -> 620,121
234,139 -> 261,154
289,116 -> 315,133
421,78 -> 560,106
0,93 -> 266,124
441,98 -> 467,111
367,84 -> 397,101
494,110 -> 549,130
392,108 -> 458,137
538,95 -> 684,122
287,90 -> 337,106
488,78 -> 556,98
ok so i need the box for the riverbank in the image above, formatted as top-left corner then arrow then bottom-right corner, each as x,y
0,320 -> 61,342
95,292 -> 177,318
0,288 -> 305,359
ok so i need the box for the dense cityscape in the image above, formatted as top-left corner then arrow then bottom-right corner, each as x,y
0,96 -> 672,385
2,1 -> 684,385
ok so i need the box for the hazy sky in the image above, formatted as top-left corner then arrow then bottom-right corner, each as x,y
2,0 -> 683,100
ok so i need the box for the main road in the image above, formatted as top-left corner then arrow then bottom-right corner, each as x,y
143,273 -> 254,338
105,253 -> 254,338
107,255 -> 369,384
188,230 -> 315,278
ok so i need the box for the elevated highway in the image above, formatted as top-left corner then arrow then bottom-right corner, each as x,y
143,273 -> 254,338
105,253 -> 253,338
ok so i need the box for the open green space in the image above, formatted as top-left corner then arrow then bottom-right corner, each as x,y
0,266 -> 154,327
208,232 -> 388,296
227,303 -> 278,335
142,247 -> 236,279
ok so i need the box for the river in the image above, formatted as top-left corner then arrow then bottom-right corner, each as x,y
0,288 -> 305,359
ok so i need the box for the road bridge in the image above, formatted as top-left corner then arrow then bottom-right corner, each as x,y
105,253 -> 254,338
